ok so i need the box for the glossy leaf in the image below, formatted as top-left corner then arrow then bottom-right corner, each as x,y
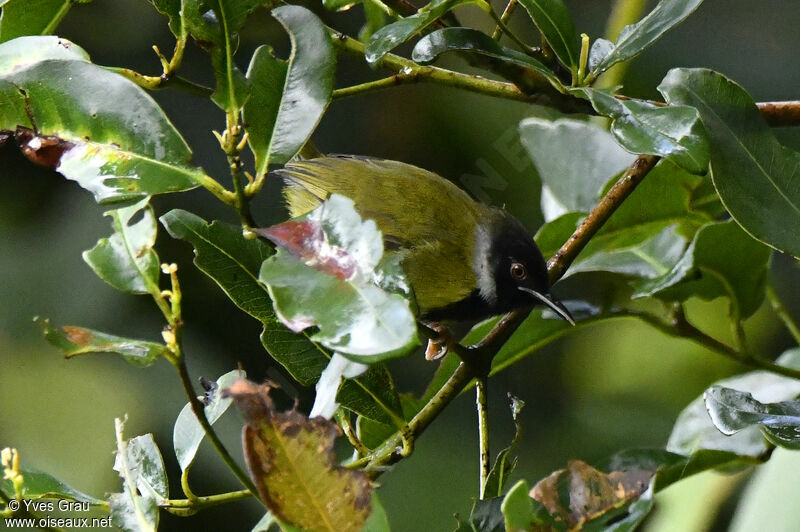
258,195 -> 419,360
365,0 -> 476,63
516,0 -> 579,71
572,87 -> 710,174
705,386 -> 800,450
0,34 -> 88,71
227,380 -> 372,532
668,349 -> 800,457
109,424 -> 168,532
0,42 -> 203,203
244,6 -> 334,174
173,369 -> 245,471
590,0 -> 704,76
83,199 -> 159,294
519,117 -> 635,221
182,0 -> 260,110
661,67 -> 800,258
0,0 -> 70,42
0,467 -> 103,505
36,317 -> 168,367
412,27 -> 562,89
160,209 -> 329,385
634,221 -> 770,319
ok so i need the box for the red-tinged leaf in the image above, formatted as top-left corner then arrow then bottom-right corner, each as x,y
225,379 -> 372,532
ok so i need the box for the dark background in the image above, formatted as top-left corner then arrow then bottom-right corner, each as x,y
2,1 -> 800,530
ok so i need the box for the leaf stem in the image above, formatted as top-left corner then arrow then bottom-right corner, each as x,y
485,6 -> 530,53
767,282 -> 800,346
42,1 -> 72,35
162,489 -> 253,516
491,0 -> 518,40
476,376 -> 490,500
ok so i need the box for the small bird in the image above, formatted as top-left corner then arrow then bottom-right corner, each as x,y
277,156 -> 574,353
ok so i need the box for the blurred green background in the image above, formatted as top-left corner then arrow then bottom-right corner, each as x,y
2,1 -> 800,530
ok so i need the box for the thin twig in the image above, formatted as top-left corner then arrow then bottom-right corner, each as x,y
162,489 -> 253,516
476,376 -> 490,499
491,0 -> 518,40
767,283 -> 800,346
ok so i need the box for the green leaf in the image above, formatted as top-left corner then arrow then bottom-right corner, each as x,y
519,117 -> 635,220
149,0 -> 185,38
704,386 -> 800,450
365,0 -> 476,63
337,364 -> 404,426
173,369 -> 245,471
412,27 -> 563,90
0,0 -> 70,42
0,34 -> 89,70
501,480 -> 561,532
183,0 -> 260,110
244,5 -> 335,175
633,221 -> 770,319
258,194 -> 419,361
160,209 -> 328,385
228,380 -> 372,532
360,0 -> 387,41
660,67 -> 800,258
110,422 -> 168,532
571,87 -> 710,174
483,395 -> 524,498
0,468 -> 103,505
667,348 -> 800,457
362,494 -> 391,532
516,0 -> 579,72
83,199 -> 159,294
0,43 -> 203,203
36,317 -> 168,367
590,0 -> 704,76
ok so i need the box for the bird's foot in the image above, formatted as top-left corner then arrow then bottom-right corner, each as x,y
424,322 -> 456,360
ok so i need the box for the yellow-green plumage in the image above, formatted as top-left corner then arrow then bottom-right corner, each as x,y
279,156 -> 486,314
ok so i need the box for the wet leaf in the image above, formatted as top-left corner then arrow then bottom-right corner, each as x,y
83,199 -> 159,294
244,6 -> 334,174
705,386 -> 800,450
173,369 -> 246,471
572,87 -> 710,174
590,0 -> 704,76
226,380 -> 372,532
668,348 -> 800,457
412,27 -> 562,90
516,0 -> 579,71
633,220 -> 770,319
529,460 -> 653,528
182,0 -> 260,110
258,194 -> 419,360
109,421 -> 168,532
519,117 -> 635,221
0,467 -> 103,505
661,67 -> 800,258
36,317 -> 168,367
0,39 -> 203,203
365,0 -> 477,63
0,0 -> 71,42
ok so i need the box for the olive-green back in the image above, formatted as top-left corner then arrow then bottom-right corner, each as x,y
278,156 -> 486,313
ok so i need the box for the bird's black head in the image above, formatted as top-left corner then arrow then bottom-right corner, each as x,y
472,210 -> 574,323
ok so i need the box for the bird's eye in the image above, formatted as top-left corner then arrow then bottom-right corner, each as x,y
510,262 -> 527,281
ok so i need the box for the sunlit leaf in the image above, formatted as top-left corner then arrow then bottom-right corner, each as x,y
258,194 -> 419,360
365,0 -> 477,63
109,422 -> 168,532
516,0 -> 579,71
309,353 -> 368,419
705,386 -> 800,450
661,67 -> 800,258
226,380 -> 372,532
173,369 -> 245,471
571,87 -> 710,174
412,27 -> 562,90
668,349 -> 800,457
244,6 -> 334,175
83,199 -> 159,294
590,0 -> 704,76
36,317 -> 168,367
0,0 -> 70,42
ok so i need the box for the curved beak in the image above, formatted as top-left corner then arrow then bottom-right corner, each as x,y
518,287 -> 576,325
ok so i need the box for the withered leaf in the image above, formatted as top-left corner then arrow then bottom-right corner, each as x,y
530,460 -> 652,528
225,379 -> 372,532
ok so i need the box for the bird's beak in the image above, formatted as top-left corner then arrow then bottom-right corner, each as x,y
518,287 -> 576,325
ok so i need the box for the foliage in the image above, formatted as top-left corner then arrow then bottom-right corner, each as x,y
2,0 -> 800,530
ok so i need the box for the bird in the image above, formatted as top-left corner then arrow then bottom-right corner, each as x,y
275,155 -> 574,355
